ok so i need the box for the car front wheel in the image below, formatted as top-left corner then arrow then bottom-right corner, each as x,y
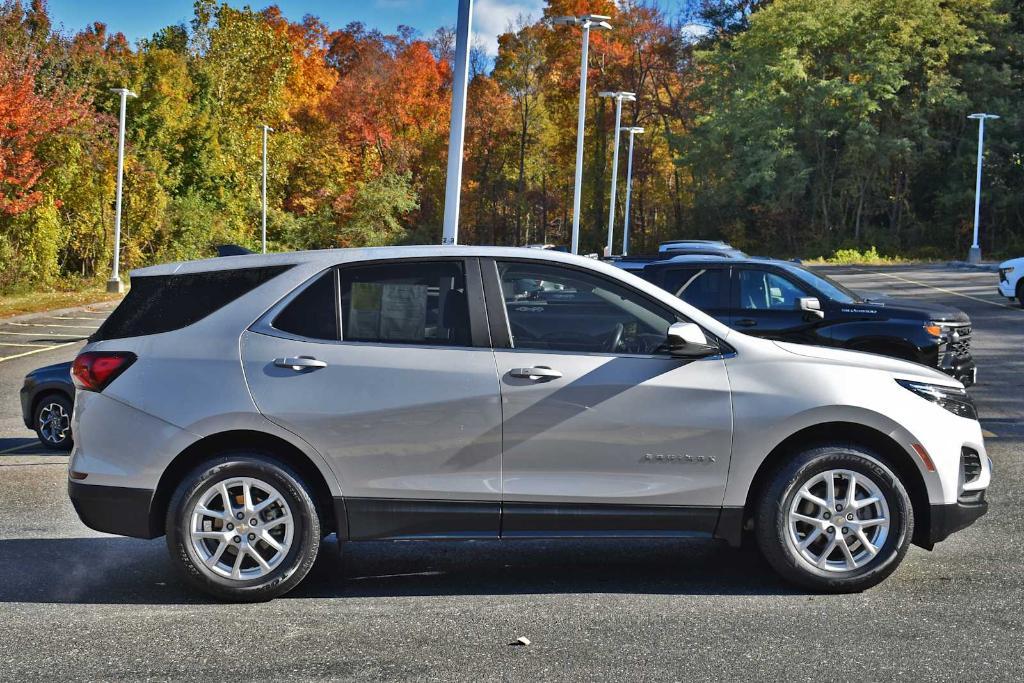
755,444 -> 913,592
166,454 -> 321,602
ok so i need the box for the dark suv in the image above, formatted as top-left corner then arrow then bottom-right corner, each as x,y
634,256 -> 976,385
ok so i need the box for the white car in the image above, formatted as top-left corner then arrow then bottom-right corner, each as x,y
998,257 -> 1024,308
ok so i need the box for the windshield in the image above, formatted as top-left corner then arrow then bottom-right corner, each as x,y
786,266 -> 863,304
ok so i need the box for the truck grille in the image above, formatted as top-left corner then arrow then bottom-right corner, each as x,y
942,324 -> 971,362
951,337 -> 971,356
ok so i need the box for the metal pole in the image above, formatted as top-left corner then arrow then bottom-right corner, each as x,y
570,22 -> 591,255
261,125 -> 271,254
441,0 -> 473,246
967,113 -> 998,264
107,88 -> 135,293
970,117 -> 985,263
622,129 -> 637,256
605,96 -> 625,255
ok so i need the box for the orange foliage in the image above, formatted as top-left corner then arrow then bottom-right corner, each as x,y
0,52 -> 85,216
328,31 -> 450,169
263,7 -> 338,123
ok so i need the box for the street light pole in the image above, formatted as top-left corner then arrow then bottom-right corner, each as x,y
967,113 -> 999,264
107,87 -> 136,294
620,126 -> 644,256
599,91 -> 635,256
554,14 -> 611,255
441,0 -> 474,246
261,124 -> 273,254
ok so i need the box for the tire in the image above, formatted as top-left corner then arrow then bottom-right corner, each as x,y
166,453 -> 321,602
1016,280 -> 1024,309
33,392 -> 74,451
755,443 -> 913,593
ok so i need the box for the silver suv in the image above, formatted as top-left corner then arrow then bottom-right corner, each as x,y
68,247 -> 990,601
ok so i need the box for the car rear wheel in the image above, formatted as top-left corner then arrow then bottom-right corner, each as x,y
166,453 -> 320,602
34,393 -> 73,451
755,444 -> 913,592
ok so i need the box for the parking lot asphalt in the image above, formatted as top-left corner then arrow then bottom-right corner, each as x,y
0,267 -> 1021,681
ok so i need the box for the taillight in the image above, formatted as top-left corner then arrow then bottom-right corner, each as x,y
71,351 -> 137,392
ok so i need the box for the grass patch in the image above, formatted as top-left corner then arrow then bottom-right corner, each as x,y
804,246 -> 915,266
0,281 -> 124,319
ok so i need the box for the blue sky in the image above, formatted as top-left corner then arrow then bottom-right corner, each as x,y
46,1 -> 688,55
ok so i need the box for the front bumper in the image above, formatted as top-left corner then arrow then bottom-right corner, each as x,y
68,480 -> 158,539
19,383 -> 33,429
997,279 -> 1014,298
925,492 -> 988,547
939,353 -> 976,387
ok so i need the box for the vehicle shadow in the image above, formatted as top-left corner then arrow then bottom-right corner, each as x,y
0,536 -> 800,605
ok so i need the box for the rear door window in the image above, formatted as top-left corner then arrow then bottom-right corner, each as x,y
91,266 -> 292,341
662,267 -> 730,310
338,261 -> 471,346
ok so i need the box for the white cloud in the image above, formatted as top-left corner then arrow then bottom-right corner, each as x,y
679,22 -> 711,43
473,0 -> 545,56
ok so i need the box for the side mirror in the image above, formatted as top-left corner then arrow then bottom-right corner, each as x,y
799,297 -> 824,319
667,322 -> 718,358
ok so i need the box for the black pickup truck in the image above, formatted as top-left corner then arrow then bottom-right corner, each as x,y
630,256 -> 976,385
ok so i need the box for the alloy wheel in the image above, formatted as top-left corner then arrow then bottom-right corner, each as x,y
188,477 -> 294,581
786,469 -> 891,573
38,402 -> 70,445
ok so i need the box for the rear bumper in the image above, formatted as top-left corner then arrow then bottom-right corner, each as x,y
925,493 -> 988,547
68,480 -> 157,539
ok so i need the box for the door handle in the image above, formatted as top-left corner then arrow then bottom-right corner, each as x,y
274,356 -> 328,371
509,366 -> 563,381
736,319 -> 757,327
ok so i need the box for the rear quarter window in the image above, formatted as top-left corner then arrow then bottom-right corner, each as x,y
91,265 -> 292,341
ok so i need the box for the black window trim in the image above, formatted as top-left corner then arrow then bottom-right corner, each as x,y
481,256 -> 725,360
251,256 -> 490,350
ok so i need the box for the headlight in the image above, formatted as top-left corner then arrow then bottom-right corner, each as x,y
896,379 -> 977,420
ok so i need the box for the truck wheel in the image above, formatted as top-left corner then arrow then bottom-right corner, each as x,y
166,453 -> 320,602
755,443 -> 913,593
34,392 -> 74,451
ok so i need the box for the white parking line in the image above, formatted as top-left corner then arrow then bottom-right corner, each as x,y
0,331 -> 84,338
0,342 -> 49,348
6,322 -> 100,330
0,341 -> 77,363
855,269 -> 1021,311
52,316 -> 106,321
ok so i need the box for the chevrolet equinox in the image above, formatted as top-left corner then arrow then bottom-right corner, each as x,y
68,246 -> 990,601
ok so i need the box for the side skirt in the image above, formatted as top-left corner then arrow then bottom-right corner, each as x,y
337,497 -> 739,543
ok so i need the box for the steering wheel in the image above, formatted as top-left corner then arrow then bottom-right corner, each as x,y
606,323 -> 624,353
